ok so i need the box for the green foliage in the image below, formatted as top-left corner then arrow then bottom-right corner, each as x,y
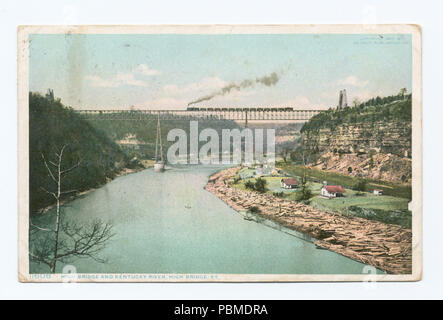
296,176 -> 314,201
248,206 -> 261,214
347,206 -> 412,229
29,92 -> 130,214
254,177 -> 268,193
301,94 -> 412,135
368,156 -> 374,169
354,179 -> 367,194
294,175 -> 313,201
244,178 -> 268,193
85,113 -> 241,160
244,180 -> 255,190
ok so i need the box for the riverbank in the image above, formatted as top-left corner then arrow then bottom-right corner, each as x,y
205,167 -> 412,274
36,163 -> 150,215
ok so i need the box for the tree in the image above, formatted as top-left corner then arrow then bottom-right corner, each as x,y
296,168 -> 312,201
352,97 -> 361,107
244,180 -> 255,190
398,88 -> 407,99
254,177 -> 268,193
280,145 -> 291,163
368,156 -> 374,169
354,179 -> 367,195
300,177 -> 313,201
30,145 -> 115,273
244,177 -> 268,193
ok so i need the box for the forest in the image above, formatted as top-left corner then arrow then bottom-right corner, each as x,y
29,92 -> 133,214
301,93 -> 412,134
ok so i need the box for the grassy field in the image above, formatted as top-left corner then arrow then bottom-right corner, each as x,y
277,162 -> 412,200
234,169 -> 409,212
232,166 -> 411,227
311,194 -> 409,212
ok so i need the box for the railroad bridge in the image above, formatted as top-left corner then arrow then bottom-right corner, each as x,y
75,107 -> 324,122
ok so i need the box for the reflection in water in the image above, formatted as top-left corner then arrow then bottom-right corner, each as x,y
30,165 -> 383,275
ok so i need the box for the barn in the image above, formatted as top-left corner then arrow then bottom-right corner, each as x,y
280,178 -> 299,189
321,185 -> 345,198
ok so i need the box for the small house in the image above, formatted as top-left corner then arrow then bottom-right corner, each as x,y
281,178 -> 299,189
321,185 -> 345,198
373,189 -> 383,196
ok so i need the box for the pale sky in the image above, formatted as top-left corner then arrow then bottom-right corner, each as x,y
29,33 -> 412,110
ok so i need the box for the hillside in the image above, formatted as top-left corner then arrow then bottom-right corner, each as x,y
297,94 -> 412,184
85,115 -> 242,160
29,93 -> 135,214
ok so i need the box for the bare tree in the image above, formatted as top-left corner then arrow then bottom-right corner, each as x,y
30,145 -> 115,273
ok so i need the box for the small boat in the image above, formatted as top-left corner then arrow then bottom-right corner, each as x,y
185,204 -> 191,209
154,115 -> 165,172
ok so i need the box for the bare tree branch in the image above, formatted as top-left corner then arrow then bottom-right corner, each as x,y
31,144 -> 115,273
55,219 -> 115,263
29,251 -> 51,267
40,187 -> 58,199
41,153 -> 57,183
60,189 -> 79,195
60,159 -> 83,175
48,160 -> 58,167
30,222 -> 54,232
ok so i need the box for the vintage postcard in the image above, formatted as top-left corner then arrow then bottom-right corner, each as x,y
18,25 -> 422,282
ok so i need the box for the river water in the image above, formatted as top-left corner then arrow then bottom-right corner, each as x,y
30,165 -> 383,274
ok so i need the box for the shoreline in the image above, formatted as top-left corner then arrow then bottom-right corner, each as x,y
36,164 -> 150,215
205,167 -> 412,274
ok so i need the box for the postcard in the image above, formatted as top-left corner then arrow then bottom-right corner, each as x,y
18,25 -> 422,282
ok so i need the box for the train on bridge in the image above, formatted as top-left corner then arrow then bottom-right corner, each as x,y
75,107 -> 323,121
186,106 -> 295,112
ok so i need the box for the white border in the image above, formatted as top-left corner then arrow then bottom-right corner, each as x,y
17,24 -> 422,283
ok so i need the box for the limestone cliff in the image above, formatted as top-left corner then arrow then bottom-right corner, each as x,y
299,98 -> 412,184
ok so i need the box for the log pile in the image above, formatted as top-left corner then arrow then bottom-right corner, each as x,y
205,167 -> 412,274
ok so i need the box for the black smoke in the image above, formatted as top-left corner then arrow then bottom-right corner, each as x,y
187,72 -> 280,106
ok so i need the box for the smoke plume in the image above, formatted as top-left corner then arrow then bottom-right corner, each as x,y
187,72 -> 280,106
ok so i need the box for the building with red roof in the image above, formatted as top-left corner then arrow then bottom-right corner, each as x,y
321,185 -> 345,198
280,178 -> 299,189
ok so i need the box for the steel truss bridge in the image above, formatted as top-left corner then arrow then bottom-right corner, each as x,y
75,108 -> 324,121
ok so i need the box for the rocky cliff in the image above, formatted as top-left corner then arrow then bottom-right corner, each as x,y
299,98 -> 412,184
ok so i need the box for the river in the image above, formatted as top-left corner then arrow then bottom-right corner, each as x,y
30,165 -> 383,275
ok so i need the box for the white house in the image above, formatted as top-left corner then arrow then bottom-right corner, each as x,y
321,185 -> 345,198
373,189 -> 383,196
281,178 -> 299,189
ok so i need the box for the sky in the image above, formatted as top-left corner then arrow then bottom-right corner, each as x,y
29,33 -> 412,110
